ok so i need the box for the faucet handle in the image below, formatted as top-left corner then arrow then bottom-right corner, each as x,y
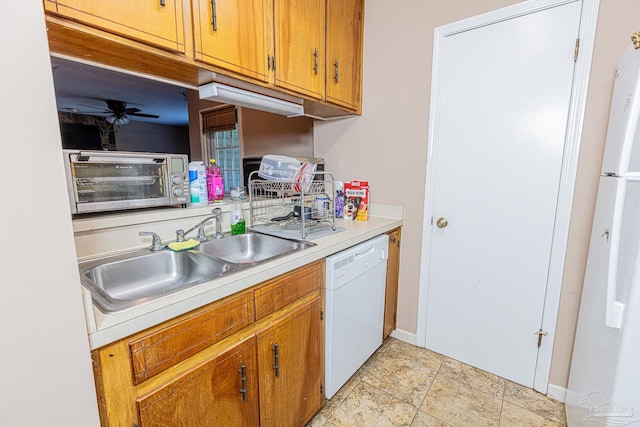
176,229 -> 185,242
139,231 -> 164,251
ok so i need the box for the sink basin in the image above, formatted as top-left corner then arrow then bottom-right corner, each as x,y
198,232 -> 315,265
79,249 -> 232,313
79,232 -> 314,313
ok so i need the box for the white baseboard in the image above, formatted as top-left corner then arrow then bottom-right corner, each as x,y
547,384 -> 567,403
389,328 -> 417,345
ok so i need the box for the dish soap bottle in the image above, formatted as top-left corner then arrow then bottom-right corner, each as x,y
230,193 -> 245,235
335,181 -> 344,218
206,159 -> 224,202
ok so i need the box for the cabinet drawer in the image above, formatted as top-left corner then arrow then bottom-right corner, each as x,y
254,260 -> 323,320
129,291 -> 254,384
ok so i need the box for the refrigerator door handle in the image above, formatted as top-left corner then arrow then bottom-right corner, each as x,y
605,182 -> 626,329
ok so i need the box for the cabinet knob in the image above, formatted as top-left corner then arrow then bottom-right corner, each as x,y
436,218 -> 448,229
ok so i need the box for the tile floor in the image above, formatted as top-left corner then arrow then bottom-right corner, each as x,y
308,337 -> 567,427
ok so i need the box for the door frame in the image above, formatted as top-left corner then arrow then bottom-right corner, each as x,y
415,0 -> 600,393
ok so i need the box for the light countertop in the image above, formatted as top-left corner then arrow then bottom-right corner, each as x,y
79,203 -> 403,349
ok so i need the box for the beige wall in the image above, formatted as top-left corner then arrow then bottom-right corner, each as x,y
2,2 -> 100,425
314,0 -> 638,389
240,108 -> 314,158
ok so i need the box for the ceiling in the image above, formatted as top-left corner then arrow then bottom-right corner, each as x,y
50,56 -> 193,127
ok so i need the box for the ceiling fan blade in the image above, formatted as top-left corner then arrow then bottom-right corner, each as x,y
77,103 -> 110,113
129,112 -> 160,118
124,107 -> 142,114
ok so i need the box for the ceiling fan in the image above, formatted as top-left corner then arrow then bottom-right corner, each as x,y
76,99 -> 160,125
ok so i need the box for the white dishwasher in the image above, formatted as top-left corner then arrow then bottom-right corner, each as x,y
325,234 -> 388,398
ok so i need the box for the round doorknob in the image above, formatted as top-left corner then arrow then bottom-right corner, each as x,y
436,217 -> 448,229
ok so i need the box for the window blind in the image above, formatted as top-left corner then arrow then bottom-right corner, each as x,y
202,105 -> 237,133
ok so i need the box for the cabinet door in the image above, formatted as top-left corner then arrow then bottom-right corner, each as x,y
273,0 -> 325,99
384,228 -> 401,339
193,0 -> 271,82
44,0 -> 185,53
137,337 -> 259,427
258,297 -> 324,427
326,0 -> 363,111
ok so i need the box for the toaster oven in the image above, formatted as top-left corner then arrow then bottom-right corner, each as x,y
63,150 -> 190,214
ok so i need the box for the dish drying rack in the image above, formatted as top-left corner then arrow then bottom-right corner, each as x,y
249,170 -> 336,239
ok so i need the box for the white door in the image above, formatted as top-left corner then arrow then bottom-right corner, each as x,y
423,2 -> 581,387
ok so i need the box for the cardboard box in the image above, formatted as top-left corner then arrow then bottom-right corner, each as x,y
343,181 -> 369,221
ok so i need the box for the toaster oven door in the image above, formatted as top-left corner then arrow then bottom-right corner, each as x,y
68,155 -> 171,213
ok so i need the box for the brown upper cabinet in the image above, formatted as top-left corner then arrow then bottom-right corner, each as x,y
326,0 -> 364,111
44,0 -> 364,116
273,0 -> 326,100
43,0 -> 186,53
194,0 -> 327,100
193,0 -> 272,83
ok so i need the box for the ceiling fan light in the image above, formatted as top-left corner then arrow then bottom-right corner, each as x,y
106,116 -> 116,124
115,116 -> 129,126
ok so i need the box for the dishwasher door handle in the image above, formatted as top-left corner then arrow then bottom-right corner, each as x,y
354,246 -> 375,259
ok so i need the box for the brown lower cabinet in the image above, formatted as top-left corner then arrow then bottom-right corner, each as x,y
383,227 -> 401,339
92,260 -> 325,427
137,335 -> 260,426
258,297 -> 323,427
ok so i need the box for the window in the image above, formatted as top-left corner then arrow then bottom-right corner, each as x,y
202,106 -> 241,193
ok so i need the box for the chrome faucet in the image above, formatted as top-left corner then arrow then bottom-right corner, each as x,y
176,208 -> 223,242
213,207 -> 223,239
139,231 -> 165,251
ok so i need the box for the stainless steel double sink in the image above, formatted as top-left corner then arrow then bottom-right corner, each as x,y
78,233 -> 315,313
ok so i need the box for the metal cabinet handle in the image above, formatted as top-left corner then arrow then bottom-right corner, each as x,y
212,0 -> 218,31
334,59 -> 339,83
436,218 -> 448,229
313,48 -> 319,75
159,0 -> 165,6
238,364 -> 247,402
272,343 -> 279,377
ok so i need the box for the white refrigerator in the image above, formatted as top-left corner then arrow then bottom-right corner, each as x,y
566,43 -> 640,426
